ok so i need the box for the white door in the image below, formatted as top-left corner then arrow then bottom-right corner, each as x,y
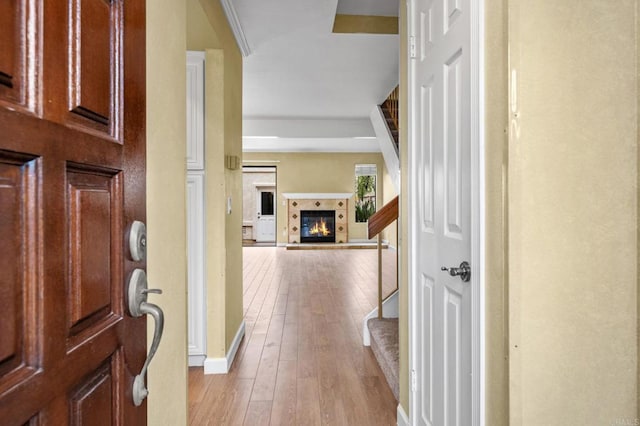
255,187 -> 276,242
409,0 -> 481,424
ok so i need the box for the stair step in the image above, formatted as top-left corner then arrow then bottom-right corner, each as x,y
367,317 -> 399,401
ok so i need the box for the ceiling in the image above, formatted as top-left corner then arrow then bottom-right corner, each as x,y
228,0 -> 400,151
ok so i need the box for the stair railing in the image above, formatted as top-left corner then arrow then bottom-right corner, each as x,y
382,85 -> 399,131
367,196 -> 399,319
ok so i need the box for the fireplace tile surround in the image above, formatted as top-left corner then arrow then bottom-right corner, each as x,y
283,193 -> 351,244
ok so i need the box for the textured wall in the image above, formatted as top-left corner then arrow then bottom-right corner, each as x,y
484,0 -> 509,424
508,1 -> 638,423
146,0 -> 188,424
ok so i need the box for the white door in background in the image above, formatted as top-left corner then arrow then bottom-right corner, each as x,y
255,186 -> 276,242
409,0 -> 482,424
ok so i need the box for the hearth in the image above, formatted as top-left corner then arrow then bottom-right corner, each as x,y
300,210 -> 336,243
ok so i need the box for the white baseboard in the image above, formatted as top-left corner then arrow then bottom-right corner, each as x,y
277,242 -> 287,247
188,354 -> 206,367
203,320 -> 245,374
382,240 -> 398,251
362,289 -> 399,346
397,403 -> 409,426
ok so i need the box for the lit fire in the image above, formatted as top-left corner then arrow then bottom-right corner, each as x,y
309,219 -> 331,236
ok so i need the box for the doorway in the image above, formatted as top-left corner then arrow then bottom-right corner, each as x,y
243,166 -> 277,246
255,186 -> 276,242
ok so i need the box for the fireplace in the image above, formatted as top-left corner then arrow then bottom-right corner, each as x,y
284,194 -> 350,244
300,210 -> 336,243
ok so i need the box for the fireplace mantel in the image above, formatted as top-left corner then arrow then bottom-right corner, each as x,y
282,193 -> 353,200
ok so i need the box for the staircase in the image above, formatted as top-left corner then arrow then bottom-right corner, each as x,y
380,85 -> 399,150
364,196 -> 400,401
363,86 -> 401,401
370,86 -> 400,194
368,317 -> 399,401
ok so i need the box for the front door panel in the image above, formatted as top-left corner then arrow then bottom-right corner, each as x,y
0,1 -> 146,424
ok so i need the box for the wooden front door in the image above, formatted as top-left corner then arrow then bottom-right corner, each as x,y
0,0 -> 147,424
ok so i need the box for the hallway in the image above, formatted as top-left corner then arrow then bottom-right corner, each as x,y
189,247 -> 398,425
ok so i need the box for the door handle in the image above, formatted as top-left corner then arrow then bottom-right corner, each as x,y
440,261 -> 471,282
127,268 -> 164,406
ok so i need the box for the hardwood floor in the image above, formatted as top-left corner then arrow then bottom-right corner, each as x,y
189,247 -> 398,425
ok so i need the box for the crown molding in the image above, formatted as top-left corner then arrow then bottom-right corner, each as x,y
219,0 -> 251,57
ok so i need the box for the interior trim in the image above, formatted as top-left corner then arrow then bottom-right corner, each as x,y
203,320 -> 246,374
219,0 -> 251,57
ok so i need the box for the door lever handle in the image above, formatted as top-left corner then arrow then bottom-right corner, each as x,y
440,261 -> 471,282
127,269 -> 165,406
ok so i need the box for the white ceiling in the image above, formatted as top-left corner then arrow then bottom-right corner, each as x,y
230,0 -> 399,150
336,0 -> 400,17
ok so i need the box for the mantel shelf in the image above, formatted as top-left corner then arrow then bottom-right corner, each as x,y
282,193 -> 353,200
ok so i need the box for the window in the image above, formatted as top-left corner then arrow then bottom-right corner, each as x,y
354,164 -> 377,223
260,191 -> 274,215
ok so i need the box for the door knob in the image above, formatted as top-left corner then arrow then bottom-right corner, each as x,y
127,268 -> 164,406
440,261 -> 471,282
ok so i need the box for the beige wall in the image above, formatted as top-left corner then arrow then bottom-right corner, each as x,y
484,0 -> 509,425
187,0 -> 244,357
243,152 -> 387,244
484,0 -> 509,424
508,1 -> 638,424
146,0 -> 188,424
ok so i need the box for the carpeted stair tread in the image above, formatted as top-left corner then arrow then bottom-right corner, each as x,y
367,318 -> 399,401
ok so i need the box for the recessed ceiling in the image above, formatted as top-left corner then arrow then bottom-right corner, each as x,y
232,0 -> 399,121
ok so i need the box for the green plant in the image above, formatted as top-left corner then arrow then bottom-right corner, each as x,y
355,175 -> 376,222
355,199 -> 376,222
356,175 -> 375,200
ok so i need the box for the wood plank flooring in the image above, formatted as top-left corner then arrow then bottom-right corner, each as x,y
189,247 -> 398,425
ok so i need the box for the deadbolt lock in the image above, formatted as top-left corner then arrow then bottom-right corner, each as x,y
129,221 -> 147,262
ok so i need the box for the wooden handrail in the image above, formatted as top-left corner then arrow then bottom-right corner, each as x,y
368,196 -> 399,319
368,196 -> 398,239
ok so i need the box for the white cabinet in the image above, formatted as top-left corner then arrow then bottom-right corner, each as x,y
186,51 -> 205,170
187,172 -> 206,365
186,51 -> 207,366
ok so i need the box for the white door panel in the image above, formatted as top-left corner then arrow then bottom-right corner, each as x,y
419,275 -> 436,426
410,0 -> 477,424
